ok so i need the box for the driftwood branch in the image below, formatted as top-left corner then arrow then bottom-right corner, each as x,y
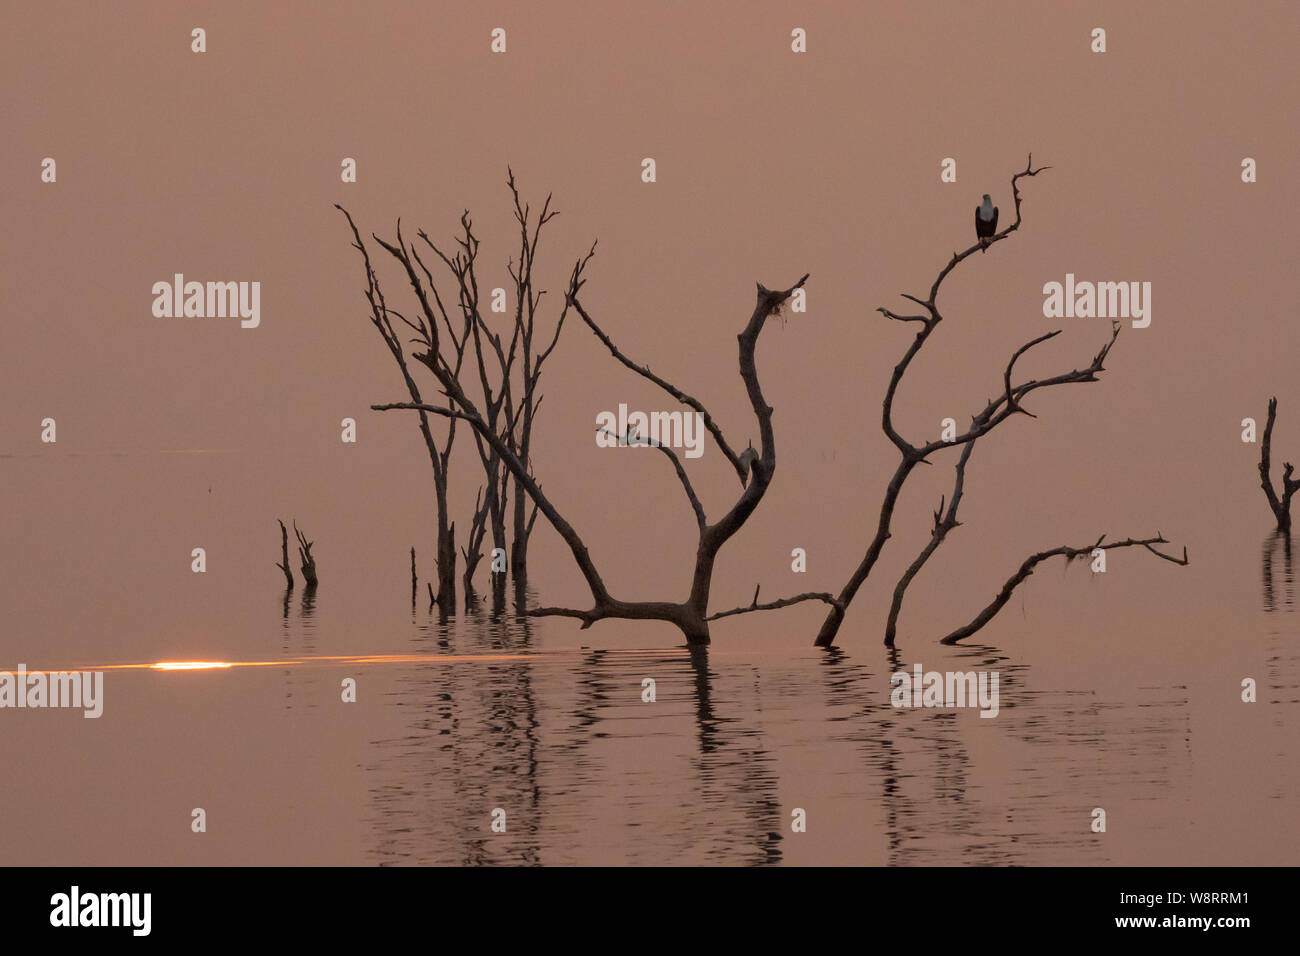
940,534 -> 1189,645
1260,396 -> 1299,533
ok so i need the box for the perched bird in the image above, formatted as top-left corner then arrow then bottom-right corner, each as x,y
975,194 -> 998,251
739,443 -> 759,486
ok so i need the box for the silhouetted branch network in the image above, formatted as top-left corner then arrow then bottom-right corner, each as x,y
362,253 -> 810,643
345,156 -> 1188,649
813,154 -> 1187,648
337,204 -> 464,609
340,174 -> 585,608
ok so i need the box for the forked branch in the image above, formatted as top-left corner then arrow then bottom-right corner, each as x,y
294,521 -> 318,588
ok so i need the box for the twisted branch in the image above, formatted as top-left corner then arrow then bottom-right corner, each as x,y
940,534 -> 1188,645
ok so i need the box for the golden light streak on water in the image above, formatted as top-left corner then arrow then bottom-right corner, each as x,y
5,653 -> 540,675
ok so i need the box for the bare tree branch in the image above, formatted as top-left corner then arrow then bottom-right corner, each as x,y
883,440 -> 976,646
570,297 -> 752,485
918,321 -> 1120,458
598,427 -> 706,528
817,316 -> 1123,647
876,155 -> 1051,457
940,534 -> 1189,645
707,590 -> 841,621
336,205 -> 461,608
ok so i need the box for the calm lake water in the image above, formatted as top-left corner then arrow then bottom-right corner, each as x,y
3,583 -> 1296,866
1,454 -> 1297,866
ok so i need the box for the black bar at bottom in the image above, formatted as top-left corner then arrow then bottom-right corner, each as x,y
0,866 -> 1277,941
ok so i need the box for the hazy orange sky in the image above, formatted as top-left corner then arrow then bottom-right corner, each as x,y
3,0 -> 1298,652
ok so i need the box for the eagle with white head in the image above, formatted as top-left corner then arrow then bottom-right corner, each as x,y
975,194 -> 998,252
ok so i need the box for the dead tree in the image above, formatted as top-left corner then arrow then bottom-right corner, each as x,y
813,155 -> 1187,647
337,206 -> 472,610
275,520 -> 294,590
420,174 -> 569,600
345,191 -> 834,643
882,433 -> 1188,646
1260,396 -> 1299,533
294,521 -> 318,588
505,170 -> 564,583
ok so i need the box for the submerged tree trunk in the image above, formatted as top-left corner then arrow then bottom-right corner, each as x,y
511,475 -> 528,582
435,477 -> 456,612
488,476 -> 509,605
294,521 -> 318,589
276,520 -> 294,590
1260,396 -> 1298,534
462,487 -> 490,607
